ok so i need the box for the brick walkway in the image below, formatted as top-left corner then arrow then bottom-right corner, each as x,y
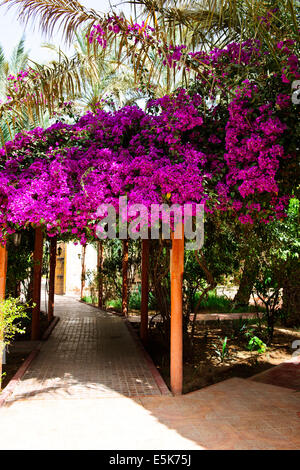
250,355 -> 300,391
0,376 -> 299,450
0,295 -> 299,450
140,378 -> 300,450
6,295 -> 163,402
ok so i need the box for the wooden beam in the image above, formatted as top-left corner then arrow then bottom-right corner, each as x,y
97,241 -> 103,309
48,237 -> 57,323
170,224 -> 184,395
80,244 -> 86,300
0,243 -> 7,300
122,240 -> 129,316
0,242 -> 8,387
31,227 -> 43,341
140,239 -> 149,345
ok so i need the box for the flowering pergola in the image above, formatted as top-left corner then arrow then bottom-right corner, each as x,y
0,34 -> 298,393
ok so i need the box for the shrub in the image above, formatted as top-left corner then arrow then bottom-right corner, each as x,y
0,297 -> 28,386
0,297 -> 28,347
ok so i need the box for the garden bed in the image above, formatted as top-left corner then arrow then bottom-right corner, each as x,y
1,346 -> 36,389
1,310 -> 50,390
144,321 -> 299,394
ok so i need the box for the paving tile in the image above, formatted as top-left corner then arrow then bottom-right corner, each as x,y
6,295 -> 163,402
1,295 -> 299,450
141,378 -> 300,450
250,358 -> 300,391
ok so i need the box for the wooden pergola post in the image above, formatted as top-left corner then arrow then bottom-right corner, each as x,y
140,239 -> 149,345
0,244 -> 7,300
48,236 -> 57,323
170,224 -> 184,395
31,227 -> 43,341
122,239 -> 129,316
97,241 -> 103,309
80,244 -> 86,300
0,243 -> 8,385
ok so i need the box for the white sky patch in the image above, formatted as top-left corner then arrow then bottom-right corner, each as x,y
0,0 -> 133,63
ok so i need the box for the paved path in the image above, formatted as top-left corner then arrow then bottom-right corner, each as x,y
140,378 -> 300,450
0,295 -> 200,450
0,295 -> 299,450
250,355 -> 300,390
0,377 -> 299,450
6,295 -> 163,400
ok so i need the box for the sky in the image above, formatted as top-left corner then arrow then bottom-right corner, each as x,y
0,0 -> 133,63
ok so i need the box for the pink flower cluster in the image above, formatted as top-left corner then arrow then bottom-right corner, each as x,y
0,35 -> 297,243
4,68 -> 39,105
89,15 -> 299,88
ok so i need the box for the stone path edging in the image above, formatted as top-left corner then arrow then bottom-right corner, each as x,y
41,316 -> 60,341
0,315 -> 60,407
77,300 -> 171,396
124,318 -> 171,396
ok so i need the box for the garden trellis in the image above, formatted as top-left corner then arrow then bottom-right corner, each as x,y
0,34 -> 298,394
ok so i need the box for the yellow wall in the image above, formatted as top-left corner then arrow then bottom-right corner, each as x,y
54,242 -> 66,295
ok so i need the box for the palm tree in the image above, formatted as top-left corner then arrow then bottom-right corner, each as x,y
0,36 -> 29,93
0,0 -> 298,123
0,37 -> 32,143
44,31 -> 149,112
0,44 -> 97,145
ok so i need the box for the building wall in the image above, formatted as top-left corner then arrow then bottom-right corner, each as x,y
54,242 -> 67,295
65,242 -> 97,297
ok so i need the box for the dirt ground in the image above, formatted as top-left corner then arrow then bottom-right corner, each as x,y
1,352 -> 29,389
146,322 -> 300,394
2,310 -> 299,394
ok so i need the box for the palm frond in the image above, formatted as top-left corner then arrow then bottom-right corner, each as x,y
1,0 -> 102,43
1,0 -> 299,116
0,120 -> 13,146
0,44 -> 5,68
0,101 -> 49,146
0,48 -> 101,124
41,41 -> 59,52
10,36 -> 29,72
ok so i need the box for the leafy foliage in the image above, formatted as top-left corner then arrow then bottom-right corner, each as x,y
212,336 -> 229,363
245,330 -> 267,354
5,229 -> 35,300
0,297 -> 28,346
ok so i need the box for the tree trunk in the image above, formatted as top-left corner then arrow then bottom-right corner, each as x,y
283,285 -> 300,327
234,259 -> 258,306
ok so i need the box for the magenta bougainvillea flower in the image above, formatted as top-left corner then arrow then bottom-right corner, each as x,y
0,32 -> 298,244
